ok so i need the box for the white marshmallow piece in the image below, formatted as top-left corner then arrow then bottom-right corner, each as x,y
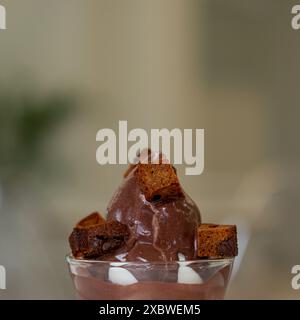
108,267 -> 138,286
178,253 -> 186,261
110,262 -> 126,267
178,266 -> 203,284
178,253 -> 189,267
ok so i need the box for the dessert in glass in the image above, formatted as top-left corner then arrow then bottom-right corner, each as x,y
67,150 -> 238,300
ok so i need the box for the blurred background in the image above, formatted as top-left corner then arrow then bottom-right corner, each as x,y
0,0 -> 299,299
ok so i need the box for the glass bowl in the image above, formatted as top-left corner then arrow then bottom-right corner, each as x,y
66,254 -> 234,300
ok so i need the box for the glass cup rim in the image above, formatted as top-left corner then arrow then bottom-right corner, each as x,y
66,253 -> 234,266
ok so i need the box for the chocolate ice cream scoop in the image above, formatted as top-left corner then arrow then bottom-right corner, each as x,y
106,162 -> 201,262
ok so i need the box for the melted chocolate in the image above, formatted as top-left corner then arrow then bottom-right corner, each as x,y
106,168 -> 201,262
